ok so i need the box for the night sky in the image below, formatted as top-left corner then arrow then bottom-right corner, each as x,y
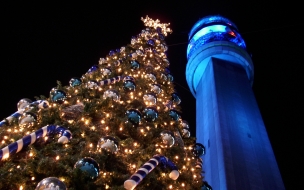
2,2 -> 302,189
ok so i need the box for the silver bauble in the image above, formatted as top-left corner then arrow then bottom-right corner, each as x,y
103,89 -> 120,102
98,136 -> 119,154
160,130 -> 175,148
35,177 -> 67,190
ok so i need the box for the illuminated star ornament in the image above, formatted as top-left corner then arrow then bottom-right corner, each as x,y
141,16 -> 172,36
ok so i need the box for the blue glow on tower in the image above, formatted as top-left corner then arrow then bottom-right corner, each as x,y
186,15 -> 285,189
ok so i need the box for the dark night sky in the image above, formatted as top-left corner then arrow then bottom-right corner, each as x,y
2,2 -> 302,189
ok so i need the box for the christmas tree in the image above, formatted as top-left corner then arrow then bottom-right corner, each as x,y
0,16 -> 205,190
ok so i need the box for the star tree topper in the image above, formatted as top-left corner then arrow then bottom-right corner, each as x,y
141,16 -> 172,36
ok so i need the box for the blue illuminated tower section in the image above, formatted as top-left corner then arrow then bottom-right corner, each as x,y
186,16 -> 285,190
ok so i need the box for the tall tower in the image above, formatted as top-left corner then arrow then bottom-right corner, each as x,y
186,15 -> 284,190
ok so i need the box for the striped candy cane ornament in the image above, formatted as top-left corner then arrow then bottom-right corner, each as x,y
0,100 -> 49,128
0,125 -> 71,161
98,76 -> 123,86
124,154 -> 179,190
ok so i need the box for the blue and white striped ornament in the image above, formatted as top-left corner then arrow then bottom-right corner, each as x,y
195,158 -> 203,169
98,76 -> 123,86
0,125 -> 72,161
124,154 -> 179,190
0,99 -> 49,127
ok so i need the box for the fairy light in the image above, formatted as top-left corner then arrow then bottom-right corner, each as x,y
133,142 -> 137,147
81,133 -> 85,137
31,177 -> 35,180
101,120 -> 105,124
44,137 -> 48,141
53,103 -> 57,107
29,152 -> 33,157
56,156 -> 60,160
106,113 -> 110,117
91,126 -> 96,130
19,186 -> 23,190
3,153 -> 9,159
106,126 -> 109,130
182,183 -> 185,187
132,164 -> 136,169
125,149 -> 128,153
105,184 -> 110,189
193,174 -> 197,179
169,185 -> 173,189
2,140 -> 5,144
17,165 -> 20,168
119,127 -> 123,131
75,89 -> 78,93
90,143 -> 93,148
175,156 -> 179,159
85,120 -> 89,125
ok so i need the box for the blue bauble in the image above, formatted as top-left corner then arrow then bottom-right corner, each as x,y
109,50 -> 115,56
158,33 -> 165,40
126,109 -> 141,125
171,93 -> 181,105
169,109 -> 180,121
147,39 -> 155,46
69,77 -> 82,87
156,27 -> 162,34
74,157 -> 100,180
143,107 -> 158,122
87,65 -> 99,73
36,177 -> 67,190
130,60 -> 140,70
192,143 -> 206,157
167,74 -> 174,82
123,80 -> 136,92
50,89 -> 67,104
164,67 -> 170,74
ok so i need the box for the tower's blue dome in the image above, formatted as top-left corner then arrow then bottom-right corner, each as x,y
187,15 -> 246,59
